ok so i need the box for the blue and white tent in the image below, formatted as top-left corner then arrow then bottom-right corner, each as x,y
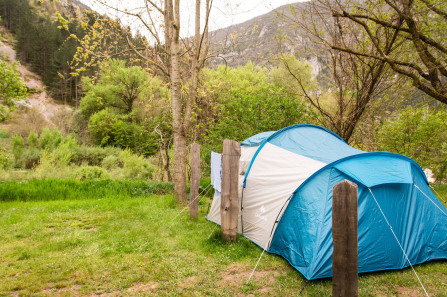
207,124 -> 447,280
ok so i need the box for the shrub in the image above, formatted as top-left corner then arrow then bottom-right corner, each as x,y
119,149 -> 154,180
74,166 -> 110,181
88,109 -> 119,146
70,145 -> 121,166
27,131 -> 38,147
12,134 -> 24,167
21,147 -> 41,169
377,106 -> 447,182
0,104 -> 10,122
39,128 -> 62,151
101,155 -> 120,170
0,129 -> 9,138
0,147 -> 11,169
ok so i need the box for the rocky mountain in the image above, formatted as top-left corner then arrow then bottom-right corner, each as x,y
208,1 -> 321,73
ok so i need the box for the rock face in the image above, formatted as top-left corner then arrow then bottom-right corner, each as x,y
208,2 -> 319,72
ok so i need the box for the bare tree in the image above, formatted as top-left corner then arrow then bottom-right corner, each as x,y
277,0 -> 397,142
332,0 -> 447,104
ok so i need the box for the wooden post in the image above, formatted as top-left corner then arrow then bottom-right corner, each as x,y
221,139 -> 241,242
189,143 -> 200,219
332,180 -> 358,297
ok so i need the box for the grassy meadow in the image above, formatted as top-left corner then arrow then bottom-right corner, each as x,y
0,181 -> 446,296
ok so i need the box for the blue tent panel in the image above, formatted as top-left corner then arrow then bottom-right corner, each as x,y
241,131 -> 275,147
269,161 -> 447,280
268,125 -> 363,164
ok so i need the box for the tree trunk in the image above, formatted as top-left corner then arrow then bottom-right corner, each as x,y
170,0 -> 187,203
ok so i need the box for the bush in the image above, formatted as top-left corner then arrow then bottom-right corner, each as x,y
101,155 -> 120,170
0,104 -> 10,122
0,130 -> 9,138
12,134 -> 24,167
70,145 -> 122,166
377,106 -> 447,182
27,131 -> 38,147
39,128 -> 62,151
21,147 -> 41,169
0,147 -> 11,169
88,109 -> 119,146
119,149 -> 154,180
74,166 -> 110,181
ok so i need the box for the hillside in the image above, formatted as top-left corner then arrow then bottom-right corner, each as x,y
0,27 -> 69,135
208,2 -> 321,73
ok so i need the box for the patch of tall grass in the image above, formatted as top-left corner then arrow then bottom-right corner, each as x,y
0,179 -> 173,202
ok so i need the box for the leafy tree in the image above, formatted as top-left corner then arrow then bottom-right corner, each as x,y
80,59 -> 167,156
377,105 -> 447,181
81,59 -> 149,116
197,62 -> 313,148
0,60 -> 27,121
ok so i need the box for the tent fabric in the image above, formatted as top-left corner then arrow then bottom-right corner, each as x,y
210,151 -> 222,192
241,131 -> 276,147
207,124 -> 447,280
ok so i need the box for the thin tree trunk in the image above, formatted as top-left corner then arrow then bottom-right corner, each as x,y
170,0 -> 187,203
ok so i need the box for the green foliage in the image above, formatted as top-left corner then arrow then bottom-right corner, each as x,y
39,128 -> 62,151
74,166 -> 110,181
270,55 -> 317,95
21,147 -> 41,169
12,134 -> 24,166
0,104 -> 10,122
101,155 -> 120,170
0,147 -> 11,169
87,109 -> 118,146
199,62 -> 313,149
0,60 -> 27,119
0,179 -> 173,202
80,59 -> 149,115
70,145 -> 122,167
81,60 -> 160,156
0,130 -> 9,138
87,109 -> 158,155
377,105 -> 447,181
27,131 -> 38,147
119,149 -> 154,180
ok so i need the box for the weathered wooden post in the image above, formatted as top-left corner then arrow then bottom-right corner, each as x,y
332,180 -> 358,297
189,143 -> 200,219
221,139 -> 241,242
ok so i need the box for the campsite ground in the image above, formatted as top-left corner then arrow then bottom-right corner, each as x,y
0,181 -> 446,296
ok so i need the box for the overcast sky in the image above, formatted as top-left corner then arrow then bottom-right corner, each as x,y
78,0 -> 301,37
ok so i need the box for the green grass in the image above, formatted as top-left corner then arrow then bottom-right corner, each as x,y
0,130 -> 9,138
0,183 -> 446,296
0,179 -> 173,202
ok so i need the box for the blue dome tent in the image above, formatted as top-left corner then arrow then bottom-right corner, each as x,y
207,124 -> 447,280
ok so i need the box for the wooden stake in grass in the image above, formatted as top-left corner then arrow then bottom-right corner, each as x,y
221,139 -> 241,242
189,143 -> 200,219
332,180 -> 358,297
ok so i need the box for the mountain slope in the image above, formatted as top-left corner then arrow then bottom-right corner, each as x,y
209,2 -> 317,69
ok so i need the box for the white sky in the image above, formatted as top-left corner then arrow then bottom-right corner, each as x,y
78,0 -> 300,37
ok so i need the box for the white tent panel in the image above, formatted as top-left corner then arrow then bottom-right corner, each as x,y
207,191 -> 221,224
207,146 -> 260,228
241,142 -> 326,249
